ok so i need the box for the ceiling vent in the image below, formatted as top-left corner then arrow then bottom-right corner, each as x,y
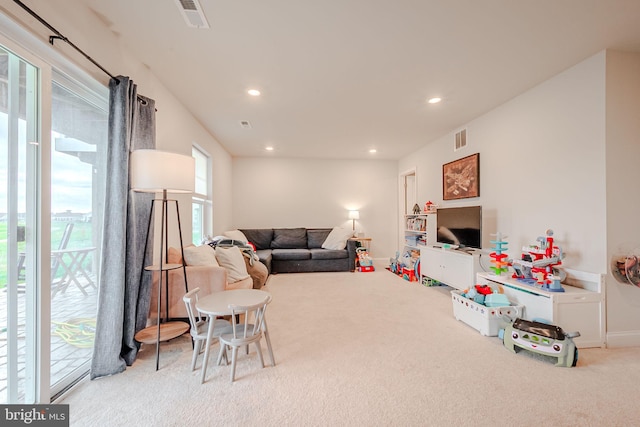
174,0 -> 210,29
454,129 -> 467,151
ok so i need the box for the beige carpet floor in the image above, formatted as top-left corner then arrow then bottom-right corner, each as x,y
61,267 -> 640,426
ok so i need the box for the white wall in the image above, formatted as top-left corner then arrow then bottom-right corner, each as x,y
400,51 -> 607,272
399,50 -> 640,346
0,2 -> 235,244
605,50 -> 640,346
232,157 -> 398,258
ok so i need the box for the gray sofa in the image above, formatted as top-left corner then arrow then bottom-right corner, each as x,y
239,228 -> 357,274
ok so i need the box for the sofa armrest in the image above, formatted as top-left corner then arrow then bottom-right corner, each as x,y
347,239 -> 357,272
150,265 -> 228,319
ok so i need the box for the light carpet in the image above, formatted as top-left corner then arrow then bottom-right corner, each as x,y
60,268 -> 640,426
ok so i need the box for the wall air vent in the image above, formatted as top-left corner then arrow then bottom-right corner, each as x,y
175,0 -> 210,29
455,129 -> 467,151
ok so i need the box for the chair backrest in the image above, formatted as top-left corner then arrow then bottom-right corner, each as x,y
58,222 -> 74,250
51,222 -> 75,274
229,296 -> 269,341
182,287 -> 203,336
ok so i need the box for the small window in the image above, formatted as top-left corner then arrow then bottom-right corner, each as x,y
191,145 -> 211,244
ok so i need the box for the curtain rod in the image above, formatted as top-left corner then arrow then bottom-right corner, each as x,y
13,0 -> 117,81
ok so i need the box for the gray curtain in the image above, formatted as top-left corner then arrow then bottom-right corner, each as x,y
91,76 -> 156,379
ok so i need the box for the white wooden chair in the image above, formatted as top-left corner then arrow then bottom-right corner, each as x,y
261,294 -> 276,367
182,288 -> 231,371
216,295 -> 270,381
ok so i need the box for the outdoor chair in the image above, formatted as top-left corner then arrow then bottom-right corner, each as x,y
16,222 -> 75,293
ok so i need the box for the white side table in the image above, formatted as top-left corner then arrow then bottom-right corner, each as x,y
349,237 -> 371,252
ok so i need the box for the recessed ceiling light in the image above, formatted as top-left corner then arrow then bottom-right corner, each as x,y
369,149 -> 377,154
265,146 -> 274,151
428,97 -> 442,104
248,89 -> 261,96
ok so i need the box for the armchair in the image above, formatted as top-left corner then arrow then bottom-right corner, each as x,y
148,247 -> 252,320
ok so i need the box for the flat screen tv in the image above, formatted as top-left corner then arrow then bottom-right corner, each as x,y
436,206 -> 482,249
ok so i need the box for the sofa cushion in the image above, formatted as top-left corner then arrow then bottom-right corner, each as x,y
271,249 -> 311,261
307,229 -> 332,249
255,249 -> 272,273
271,228 -> 307,249
310,248 -> 348,260
183,245 -> 219,266
240,229 -> 274,250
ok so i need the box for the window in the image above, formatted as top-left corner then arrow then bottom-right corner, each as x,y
192,145 -> 211,244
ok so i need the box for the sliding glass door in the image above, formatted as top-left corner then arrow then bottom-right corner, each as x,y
0,45 -> 42,404
49,77 -> 107,398
0,32 -> 107,403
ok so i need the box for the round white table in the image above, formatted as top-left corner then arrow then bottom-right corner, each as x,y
196,289 -> 274,383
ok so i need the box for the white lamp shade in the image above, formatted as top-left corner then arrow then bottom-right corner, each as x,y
130,149 -> 195,193
348,210 -> 360,220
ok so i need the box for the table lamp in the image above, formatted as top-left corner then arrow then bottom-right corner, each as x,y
348,210 -> 360,231
130,149 -> 195,370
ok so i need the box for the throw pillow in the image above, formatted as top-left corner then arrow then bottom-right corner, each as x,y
223,229 -> 248,244
215,245 -> 250,282
167,246 -> 183,264
322,226 -> 355,250
183,245 -> 219,266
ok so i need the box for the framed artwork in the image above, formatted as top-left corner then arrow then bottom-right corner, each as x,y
442,153 -> 480,200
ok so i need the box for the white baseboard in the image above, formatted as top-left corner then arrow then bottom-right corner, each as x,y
606,330 -> 640,348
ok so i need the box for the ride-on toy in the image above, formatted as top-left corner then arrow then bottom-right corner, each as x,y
502,318 -> 580,367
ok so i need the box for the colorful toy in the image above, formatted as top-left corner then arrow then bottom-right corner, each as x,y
424,201 -> 437,212
512,229 -> 565,292
489,232 -> 509,276
502,318 -> 580,367
402,267 -> 417,282
389,248 -> 422,281
356,247 -> 375,272
461,284 -> 509,306
389,251 -> 401,274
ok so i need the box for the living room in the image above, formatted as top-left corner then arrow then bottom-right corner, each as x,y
2,1 -> 640,425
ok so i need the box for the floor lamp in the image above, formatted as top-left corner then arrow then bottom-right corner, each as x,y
130,149 -> 195,370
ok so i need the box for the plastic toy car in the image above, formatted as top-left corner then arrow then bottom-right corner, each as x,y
502,318 -> 579,367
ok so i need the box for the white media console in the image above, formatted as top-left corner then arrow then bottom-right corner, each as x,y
477,270 -> 605,348
421,246 -> 605,348
421,246 -> 482,291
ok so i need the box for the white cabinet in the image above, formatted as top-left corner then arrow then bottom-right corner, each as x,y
421,246 -> 481,291
476,270 -> 605,348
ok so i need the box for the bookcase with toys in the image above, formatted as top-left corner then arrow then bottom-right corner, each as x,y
390,203 -> 436,282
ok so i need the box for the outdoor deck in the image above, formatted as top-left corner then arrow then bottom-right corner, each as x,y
0,277 -> 97,403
